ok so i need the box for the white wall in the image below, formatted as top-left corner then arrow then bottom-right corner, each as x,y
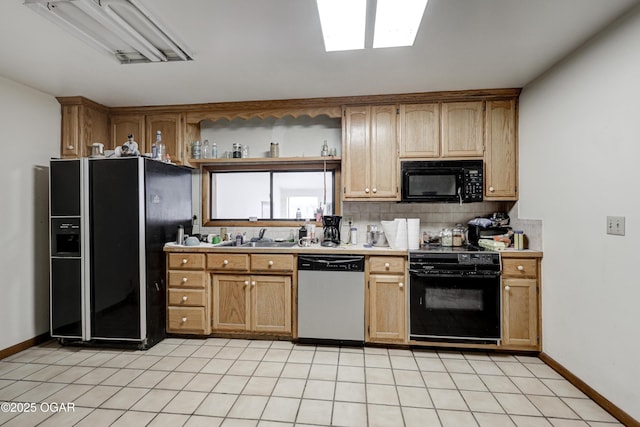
0,76 -> 60,350
518,5 -> 640,420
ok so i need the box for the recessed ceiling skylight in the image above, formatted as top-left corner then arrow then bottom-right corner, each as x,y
316,0 -> 366,52
373,0 -> 428,49
316,0 -> 428,52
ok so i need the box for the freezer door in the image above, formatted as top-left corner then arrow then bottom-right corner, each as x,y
50,258 -> 82,338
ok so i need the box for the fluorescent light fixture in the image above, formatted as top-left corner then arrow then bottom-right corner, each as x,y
316,0 -> 367,52
24,0 -> 192,64
373,0 -> 428,48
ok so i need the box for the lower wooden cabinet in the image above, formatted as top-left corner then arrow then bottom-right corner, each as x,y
501,255 -> 541,351
166,253 -> 211,335
368,274 -> 406,343
367,256 -> 407,344
212,274 -> 292,334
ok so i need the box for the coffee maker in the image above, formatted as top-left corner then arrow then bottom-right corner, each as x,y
321,215 -> 341,247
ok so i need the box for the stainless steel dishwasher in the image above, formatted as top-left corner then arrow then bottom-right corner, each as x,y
297,254 -> 365,345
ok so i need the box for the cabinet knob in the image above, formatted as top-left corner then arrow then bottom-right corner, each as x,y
67,144 -> 74,150
223,260 -> 229,265
182,296 -> 188,302
384,262 -> 390,269
505,285 -> 511,291
399,282 -> 404,288
244,280 -> 249,286
372,187 -> 377,193
489,186 -> 495,192
181,317 -> 187,323
251,281 -> 256,286
517,265 -> 524,271
181,258 -> 188,264
181,277 -> 188,283
365,188 -> 370,193
268,260 -> 274,266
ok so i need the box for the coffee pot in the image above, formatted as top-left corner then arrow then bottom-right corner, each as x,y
321,215 -> 341,247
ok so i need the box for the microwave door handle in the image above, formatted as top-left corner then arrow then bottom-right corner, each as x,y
457,187 -> 463,206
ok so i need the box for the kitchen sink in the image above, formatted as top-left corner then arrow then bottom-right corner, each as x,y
241,241 -> 297,248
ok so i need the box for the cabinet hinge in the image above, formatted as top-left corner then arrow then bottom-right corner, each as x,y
368,326 -> 370,334
343,187 -> 346,194
367,280 -> 370,289
396,108 -> 400,115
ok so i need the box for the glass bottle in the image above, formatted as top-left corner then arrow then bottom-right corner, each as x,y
212,141 -> 218,158
155,131 -> 166,161
202,139 -> 210,159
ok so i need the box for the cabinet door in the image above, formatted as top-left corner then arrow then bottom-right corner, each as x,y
60,105 -> 80,158
251,275 -> 292,333
110,114 -> 146,153
399,103 -> 440,158
368,274 -> 406,343
342,106 -> 371,198
146,113 -> 184,164
370,105 -> 398,199
442,101 -> 484,157
485,99 -> 517,200
212,275 -> 250,331
502,278 -> 538,349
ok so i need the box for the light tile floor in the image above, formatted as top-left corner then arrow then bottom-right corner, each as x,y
0,338 -> 624,427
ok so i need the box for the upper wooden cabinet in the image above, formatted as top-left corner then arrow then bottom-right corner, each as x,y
343,105 -> 398,200
58,97 -> 109,158
110,114 -> 146,153
441,101 -> 485,157
485,99 -> 518,200
146,113 -> 185,164
109,112 -> 186,164
398,103 -> 441,158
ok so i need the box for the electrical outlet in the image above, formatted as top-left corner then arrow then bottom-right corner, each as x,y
607,216 -> 625,236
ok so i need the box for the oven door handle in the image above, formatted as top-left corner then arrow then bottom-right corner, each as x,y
409,270 -> 501,279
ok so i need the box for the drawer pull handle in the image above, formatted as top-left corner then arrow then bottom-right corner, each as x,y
182,296 -> 188,302
399,282 -> 404,288
244,280 -> 249,286
251,281 -> 256,286
181,258 -> 188,264
182,277 -> 188,283
384,262 -> 390,269
489,186 -> 495,192
223,260 -> 229,265
517,265 -> 524,271
268,260 -> 274,266
372,187 -> 377,193
181,317 -> 187,323
365,187 -> 370,193
505,285 -> 511,291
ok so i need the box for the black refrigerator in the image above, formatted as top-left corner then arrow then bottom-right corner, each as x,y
49,157 -> 192,349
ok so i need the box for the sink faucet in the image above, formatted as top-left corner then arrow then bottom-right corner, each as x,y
258,228 -> 267,240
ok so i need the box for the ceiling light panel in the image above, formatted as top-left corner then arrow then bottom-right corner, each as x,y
373,0 -> 428,48
24,0 -> 192,64
316,0 -> 367,52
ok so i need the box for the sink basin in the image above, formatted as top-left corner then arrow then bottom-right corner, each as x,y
241,241 -> 297,248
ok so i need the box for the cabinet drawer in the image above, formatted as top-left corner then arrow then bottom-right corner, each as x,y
502,258 -> 538,278
251,254 -> 294,272
168,253 -> 205,270
167,307 -> 207,333
369,256 -> 405,274
207,253 -> 250,271
168,289 -> 206,307
168,271 -> 207,289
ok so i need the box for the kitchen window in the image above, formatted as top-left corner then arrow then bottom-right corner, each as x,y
202,161 -> 340,226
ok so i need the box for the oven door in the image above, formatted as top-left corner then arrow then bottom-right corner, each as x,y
409,272 -> 501,343
401,167 -> 463,203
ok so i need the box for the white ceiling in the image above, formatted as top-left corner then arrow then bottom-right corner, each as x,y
1,0 -> 638,108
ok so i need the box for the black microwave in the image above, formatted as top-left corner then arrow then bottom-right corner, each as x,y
401,160 -> 483,203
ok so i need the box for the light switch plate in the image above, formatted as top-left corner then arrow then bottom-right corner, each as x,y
607,216 -> 625,236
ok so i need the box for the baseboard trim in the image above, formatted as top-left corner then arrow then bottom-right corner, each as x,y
539,352 -> 639,427
0,333 -> 52,361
